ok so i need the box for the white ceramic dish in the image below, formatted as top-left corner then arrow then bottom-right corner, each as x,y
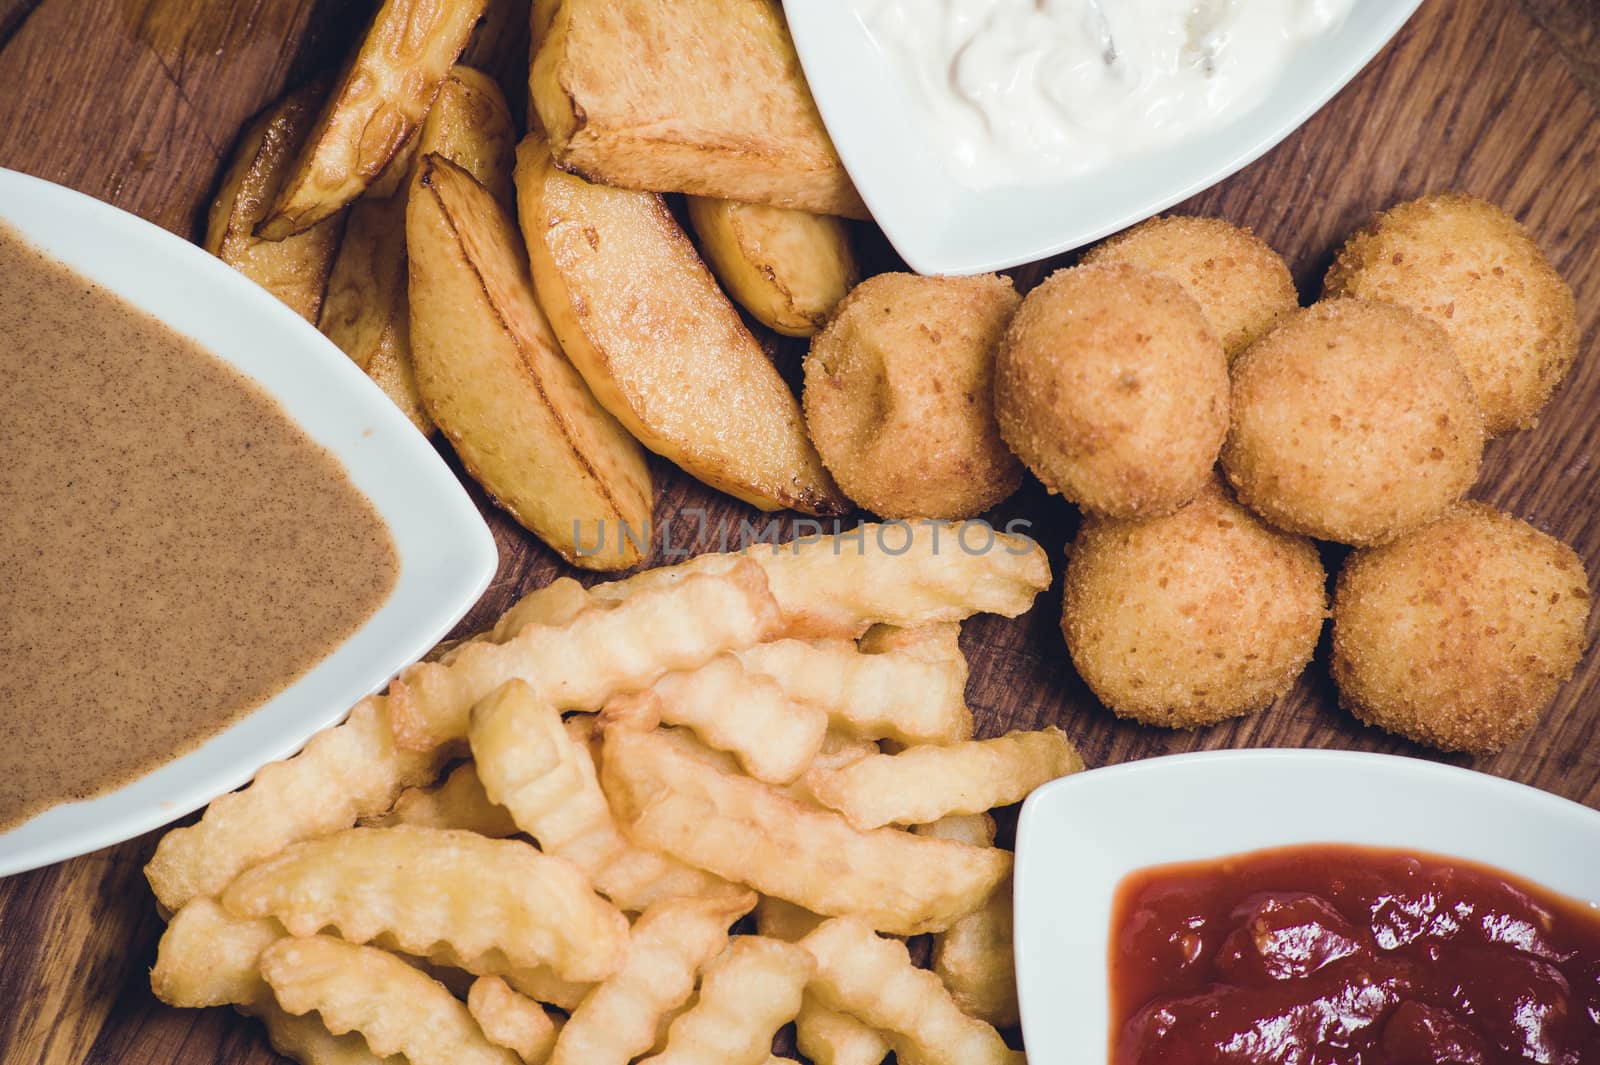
0,169 -> 497,876
1014,749 -> 1600,1064
786,0 -> 1423,275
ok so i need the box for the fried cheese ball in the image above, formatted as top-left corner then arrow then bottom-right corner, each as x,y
1222,299 -> 1485,546
1332,504 -> 1591,754
802,272 -> 1024,519
1081,215 -> 1299,360
1062,478 -> 1327,728
1324,192 -> 1579,435
995,262 -> 1229,519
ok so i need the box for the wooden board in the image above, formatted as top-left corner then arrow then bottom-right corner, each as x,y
1,0 -> 1597,1060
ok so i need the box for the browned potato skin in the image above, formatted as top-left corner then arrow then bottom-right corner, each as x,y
317,193 -> 429,432
994,262 -> 1229,519
1332,503 -> 1591,754
407,154 -> 653,570
1081,215 -> 1299,361
529,0 -> 867,219
409,66 -> 517,207
1062,478 -> 1328,728
318,67 -> 516,436
258,0 -> 488,239
804,273 -> 1023,520
515,135 -> 846,516
1222,299 -> 1484,546
1323,192 -> 1580,436
686,197 -> 858,338
206,83 -> 345,323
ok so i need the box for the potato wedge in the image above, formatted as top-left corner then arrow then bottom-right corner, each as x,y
206,82 -> 345,323
319,66 -> 516,435
515,138 -> 846,515
259,0 -> 487,238
317,193 -> 430,432
407,153 -> 653,569
686,198 -> 857,338
528,0 -> 865,219
410,66 -> 517,206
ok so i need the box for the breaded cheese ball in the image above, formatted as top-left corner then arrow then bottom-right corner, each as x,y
1081,215 -> 1299,360
1324,192 -> 1579,435
1062,478 -> 1327,728
1222,299 -> 1484,546
995,262 -> 1229,519
802,272 -> 1023,519
1332,504 -> 1591,754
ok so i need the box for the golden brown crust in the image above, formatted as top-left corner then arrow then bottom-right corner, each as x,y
1062,478 -> 1328,727
994,262 -> 1229,519
1322,191 -> 1579,435
528,0 -> 865,218
803,273 -> 1024,520
1222,299 -> 1485,546
207,82 -> 345,323
259,0 -> 488,239
1331,503 -> 1591,754
1081,215 -> 1299,360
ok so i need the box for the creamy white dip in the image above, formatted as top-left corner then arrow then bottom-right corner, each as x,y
856,0 -> 1357,188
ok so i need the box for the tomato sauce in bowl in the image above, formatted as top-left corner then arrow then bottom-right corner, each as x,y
1110,844 -> 1600,1064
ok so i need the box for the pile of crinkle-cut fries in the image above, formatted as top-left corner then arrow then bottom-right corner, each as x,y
145,526 -> 1082,1065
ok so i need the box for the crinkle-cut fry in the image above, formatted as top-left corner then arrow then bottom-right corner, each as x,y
857,622 -> 966,668
469,977 -> 561,1065
258,0 -> 489,238
584,526 -> 1047,638
366,761 -> 519,836
399,939 -> 596,1012
639,936 -> 814,1065
245,999 -> 402,1065
548,892 -> 757,1065
260,935 -> 519,1065
489,577 -> 597,642
806,727 -> 1085,830
600,726 -> 1010,935
754,895 -> 826,942
468,680 -> 586,825
914,815 -> 1018,1027
646,654 -> 828,783
389,562 -> 782,751
743,523 -> 1050,637
501,965 -> 594,1013
145,695 -> 442,913
931,883 -> 1017,1028
222,826 -> 628,982
750,892 -> 891,1065
734,640 -> 972,746
801,917 -> 1022,1065
151,898 -> 282,1008
473,697 -> 735,910
779,731 -> 879,806
796,997 -> 891,1065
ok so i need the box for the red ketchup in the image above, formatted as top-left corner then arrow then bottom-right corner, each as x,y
1109,845 -> 1600,1064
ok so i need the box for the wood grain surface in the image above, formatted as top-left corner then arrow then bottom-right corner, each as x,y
1,0 -> 1598,1061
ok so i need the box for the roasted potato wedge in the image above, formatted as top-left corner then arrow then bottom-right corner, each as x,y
528,0 -> 866,219
686,197 -> 858,338
317,194 -> 429,432
259,0 -> 487,239
319,67 -> 515,435
206,83 -> 344,323
410,66 -> 517,206
408,154 -> 653,569
515,137 -> 846,516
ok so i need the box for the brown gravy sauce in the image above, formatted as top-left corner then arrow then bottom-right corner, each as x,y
0,222 -> 398,832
